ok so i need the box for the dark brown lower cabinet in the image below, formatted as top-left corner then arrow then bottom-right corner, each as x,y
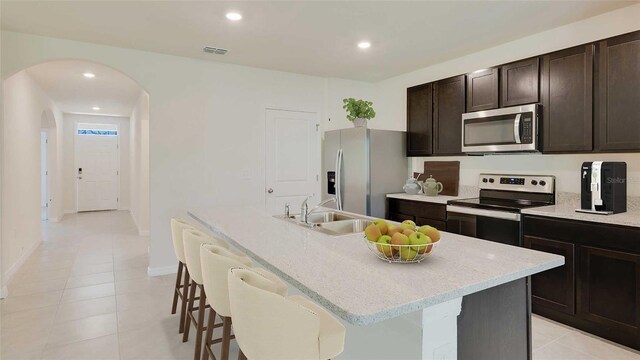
524,215 -> 640,350
386,198 -> 446,231
578,246 -> 640,342
524,236 -> 575,315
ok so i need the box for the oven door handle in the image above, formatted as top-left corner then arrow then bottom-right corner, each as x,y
446,205 -> 521,221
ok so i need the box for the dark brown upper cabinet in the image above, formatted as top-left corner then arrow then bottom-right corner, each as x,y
595,30 -> 640,152
433,75 -> 466,155
541,45 -> 594,153
501,57 -> 540,107
466,68 -> 499,111
406,83 -> 433,156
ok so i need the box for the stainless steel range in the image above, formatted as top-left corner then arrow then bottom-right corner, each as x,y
446,174 -> 555,246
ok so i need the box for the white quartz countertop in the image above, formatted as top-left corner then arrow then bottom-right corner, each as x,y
189,206 -> 563,325
386,193 -> 473,205
386,185 -> 479,205
521,196 -> 640,228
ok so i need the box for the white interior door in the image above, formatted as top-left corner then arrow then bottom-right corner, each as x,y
265,109 -> 320,215
75,124 -> 119,212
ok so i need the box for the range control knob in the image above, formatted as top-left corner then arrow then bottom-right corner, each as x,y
531,180 -> 538,186
539,180 -> 547,186
489,178 -> 495,183
482,178 -> 488,183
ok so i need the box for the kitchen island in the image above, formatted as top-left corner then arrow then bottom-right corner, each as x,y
189,206 -> 564,360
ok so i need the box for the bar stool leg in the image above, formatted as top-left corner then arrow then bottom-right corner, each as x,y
183,280 -> 197,342
201,306 -> 218,360
180,268 -> 191,334
238,349 -> 247,360
221,317 -> 232,360
194,285 -> 207,360
172,262 -> 184,314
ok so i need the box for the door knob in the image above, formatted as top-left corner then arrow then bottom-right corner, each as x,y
267,188 -> 274,193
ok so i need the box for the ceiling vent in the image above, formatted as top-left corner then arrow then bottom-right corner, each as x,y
203,46 -> 228,55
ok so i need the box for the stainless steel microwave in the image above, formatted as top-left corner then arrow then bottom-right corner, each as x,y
461,104 -> 539,154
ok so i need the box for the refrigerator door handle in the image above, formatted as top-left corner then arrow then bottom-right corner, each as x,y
335,149 -> 343,210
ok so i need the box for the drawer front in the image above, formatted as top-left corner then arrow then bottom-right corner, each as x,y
387,199 -> 446,221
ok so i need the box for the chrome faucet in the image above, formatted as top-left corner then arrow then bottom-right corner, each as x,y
300,196 -> 312,224
301,197 -> 337,224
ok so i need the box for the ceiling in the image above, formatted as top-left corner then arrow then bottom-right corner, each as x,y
26,60 -> 142,117
2,1 -> 636,82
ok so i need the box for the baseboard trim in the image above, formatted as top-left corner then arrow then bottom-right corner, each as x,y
3,238 -> 41,287
64,210 -> 76,214
147,265 -> 177,277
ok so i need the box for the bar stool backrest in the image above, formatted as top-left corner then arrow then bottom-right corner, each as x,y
228,268 -> 321,360
170,218 -> 193,263
183,229 -> 228,285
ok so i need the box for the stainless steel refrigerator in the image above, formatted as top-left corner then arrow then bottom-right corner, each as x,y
322,127 -> 408,218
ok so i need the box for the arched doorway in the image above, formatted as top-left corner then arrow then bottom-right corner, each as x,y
1,59 -> 150,288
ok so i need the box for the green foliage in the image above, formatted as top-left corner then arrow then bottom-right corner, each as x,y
342,98 -> 376,121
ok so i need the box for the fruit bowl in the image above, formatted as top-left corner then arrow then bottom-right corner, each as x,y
364,238 -> 438,263
363,219 -> 441,264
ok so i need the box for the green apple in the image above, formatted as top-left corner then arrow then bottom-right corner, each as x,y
409,232 -> 431,254
373,219 -> 389,235
364,224 -> 382,242
376,235 -> 393,257
402,228 -> 415,237
400,220 -> 416,231
390,233 -> 410,250
418,225 -> 441,242
399,246 -> 418,260
387,225 -> 402,237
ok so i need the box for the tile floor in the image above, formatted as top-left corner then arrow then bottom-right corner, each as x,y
1,210 -> 639,359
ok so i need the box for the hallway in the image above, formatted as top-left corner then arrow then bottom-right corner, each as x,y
1,211 -> 228,360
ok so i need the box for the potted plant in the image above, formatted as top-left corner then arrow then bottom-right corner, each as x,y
342,98 -> 376,127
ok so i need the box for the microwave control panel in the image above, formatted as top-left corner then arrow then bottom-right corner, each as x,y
521,113 -> 533,144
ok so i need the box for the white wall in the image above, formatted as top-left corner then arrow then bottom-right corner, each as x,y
324,78 -> 375,132
2,70 -> 63,280
1,30 -> 339,274
129,91 -> 149,235
62,113 -> 130,213
369,4 -> 640,195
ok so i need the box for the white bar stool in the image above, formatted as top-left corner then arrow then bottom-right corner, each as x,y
228,268 -> 346,360
200,244 -> 287,360
182,228 -> 229,360
170,218 -> 195,334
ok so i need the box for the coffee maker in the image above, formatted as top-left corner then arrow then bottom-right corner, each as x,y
577,161 -> 627,215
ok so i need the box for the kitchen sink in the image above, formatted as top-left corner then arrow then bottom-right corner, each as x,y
273,211 -> 371,236
292,211 -> 357,224
314,219 -> 372,235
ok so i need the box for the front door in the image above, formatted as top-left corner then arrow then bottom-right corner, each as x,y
75,124 -> 119,212
265,109 -> 320,215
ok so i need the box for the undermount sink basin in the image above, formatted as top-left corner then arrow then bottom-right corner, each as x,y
274,211 -> 371,236
315,219 -> 373,235
292,211 -> 357,224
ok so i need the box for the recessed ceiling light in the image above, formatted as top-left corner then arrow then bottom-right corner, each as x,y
83,72 -> 95,78
226,12 -> 242,21
358,41 -> 371,49
92,106 -> 100,111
